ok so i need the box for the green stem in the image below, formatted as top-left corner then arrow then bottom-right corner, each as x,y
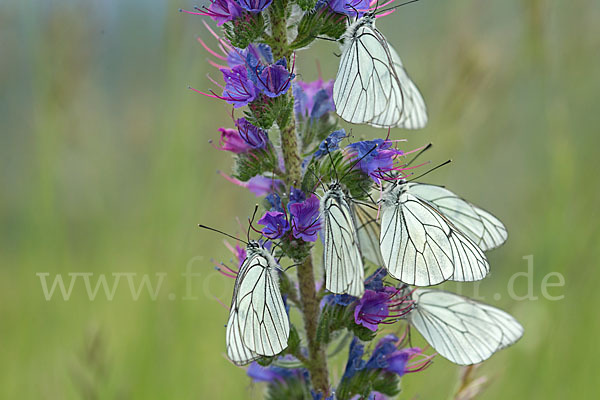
269,0 -> 330,394
297,254 -> 329,394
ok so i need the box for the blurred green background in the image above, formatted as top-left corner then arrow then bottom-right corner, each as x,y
1,0 -> 599,398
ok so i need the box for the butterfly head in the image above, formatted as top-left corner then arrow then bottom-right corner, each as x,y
363,11 -> 376,21
327,181 -> 342,192
247,240 -> 261,252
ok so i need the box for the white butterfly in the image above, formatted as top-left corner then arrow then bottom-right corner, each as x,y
409,288 -> 523,365
379,181 -> 493,286
333,13 -> 427,129
353,201 -> 384,267
406,183 -> 508,251
226,241 -> 290,365
321,183 -> 365,297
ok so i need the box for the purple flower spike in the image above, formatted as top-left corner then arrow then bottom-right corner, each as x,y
237,0 -> 273,13
289,194 -> 321,242
354,290 -> 390,331
235,118 -> 268,149
255,59 -> 295,98
346,139 -> 403,184
258,211 -> 290,239
221,65 -> 258,108
217,127 -> 253,153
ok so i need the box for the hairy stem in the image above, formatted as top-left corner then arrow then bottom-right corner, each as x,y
269,0 -> 330,394
297,254 -> 329,394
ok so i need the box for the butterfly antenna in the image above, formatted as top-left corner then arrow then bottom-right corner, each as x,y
344,3 -> 360,20
307,167 -> 327,192
408,159 -> 451,182
354,184 -> 377,205
339,144 -> 378,183
198,224 -> 248,245
405,143 -> 432,167
326,147 -> 341,183
247,204 -> 259,242
376,0 -> 420,15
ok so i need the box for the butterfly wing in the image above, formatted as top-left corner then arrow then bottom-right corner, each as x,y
409,289 -> 522,365
333,20 -> 427,129
380,189 -> 489,285
322,191 -> 365,297
353,202 -> 384,267
373,44 -> 427,129
226,306 -> 260,366
478,303 -> 524,349
380,192 -> 455,286
407,183 -> 508,251
226,251 -> 289,365
334,23 -> 404,128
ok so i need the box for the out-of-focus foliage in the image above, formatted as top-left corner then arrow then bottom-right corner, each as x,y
1,0 -> 599,398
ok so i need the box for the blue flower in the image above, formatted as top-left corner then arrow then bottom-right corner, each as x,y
216,127 -> 253,154
314,129 -> 346,159
325,0 -> 372,17
289,194 -> 321,242
247,356 -> 305,383
258,211 -> 290,239
220,173 -> 283,196
220,65 -> 258,108
342,335 -> 429,385
323,293 -> 357,307
365,335 -> 426,377
312,391 -> 335,400
237,0 -> 273,13
235,118 -> 268,149
255,59 -> 295,98
289,187 -> 306,205
342,337 -> 366,380
293,78 -> 335,119
346,139 -> 403,184
228,43 -> 274,69
354,290 -> 390,332
247,362 -> 285,382
181,0 -> 243,26
266,193 -> 284,212
246,47 -> 275,85
364,268 -> 387,292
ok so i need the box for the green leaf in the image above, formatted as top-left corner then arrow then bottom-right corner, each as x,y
286,324 -> 302,357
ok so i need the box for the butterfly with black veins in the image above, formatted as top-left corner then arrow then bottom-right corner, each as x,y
333,12 -> 428,129
226,240 -> 290,366
379,180 -> 502,286
408,288 -> 523,365
320,182 -> 365,297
